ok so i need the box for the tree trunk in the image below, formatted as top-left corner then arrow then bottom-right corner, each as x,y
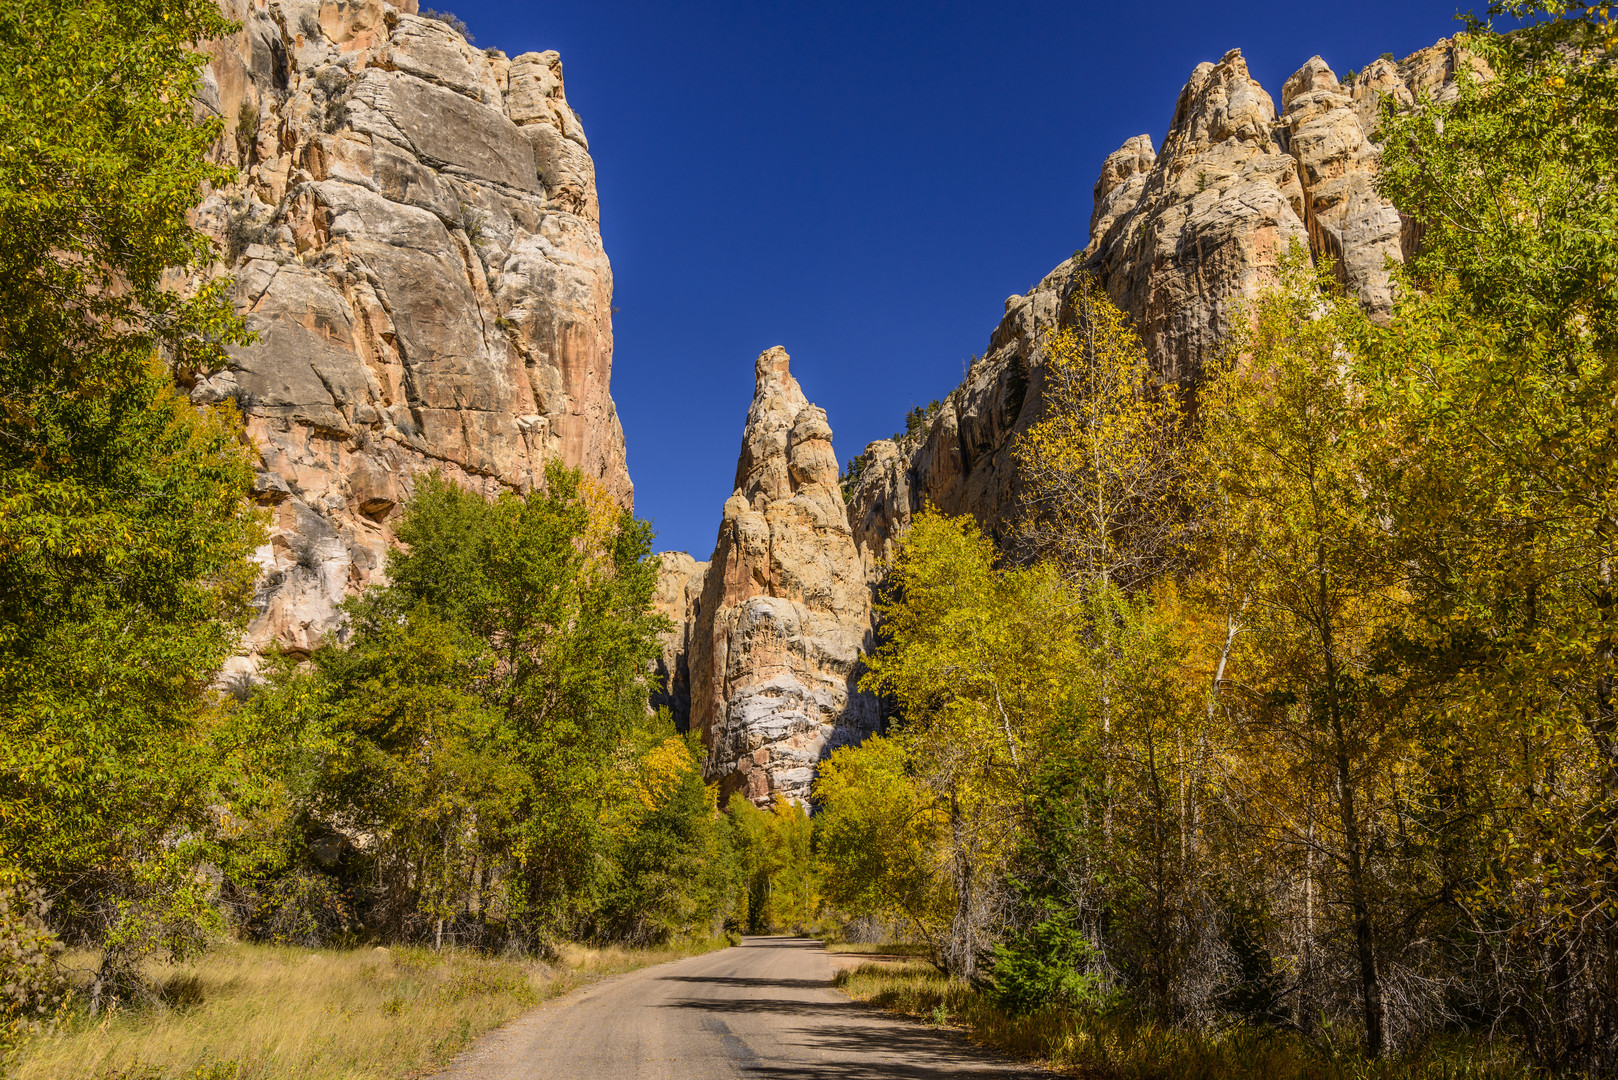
948,788 -> 977,979
1593,518 -> 1617,1072
1300,806 -> 1317,1036
1318,562 -> 1384,1057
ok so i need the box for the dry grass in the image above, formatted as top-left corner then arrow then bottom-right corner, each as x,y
833,961 -> 1534,1080
10,936 -> 726,1080
822,941 -> 932,957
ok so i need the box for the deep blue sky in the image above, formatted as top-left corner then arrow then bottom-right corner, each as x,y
445,0 -> 1474,557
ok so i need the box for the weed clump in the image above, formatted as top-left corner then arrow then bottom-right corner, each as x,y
420,8 -> 472,42
233,100 -> 258,163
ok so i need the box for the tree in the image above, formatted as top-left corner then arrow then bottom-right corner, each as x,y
1198,250 -> 1404,1055
268,606 -> 514,946
1369,5 -> 1618,1064
232,466 -> 684,950
814,735 -> 950,946
1014,275 -> 1188,590
388,467 -> 666,941
0,0 -> 260,1008
861,510 -> 1086,976
596,714 -> 732,944
1003,278 -> 1229,1022
726,794 -> 815,934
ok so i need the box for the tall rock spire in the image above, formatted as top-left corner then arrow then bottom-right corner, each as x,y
683,348 -> 878,806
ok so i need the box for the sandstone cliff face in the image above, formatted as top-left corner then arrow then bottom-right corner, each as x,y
191,0 -> 630,679
845,43 -> 1462,570
1089,49 -> 1311,385
651,551 -> 708,733
678,349 -> 879,806
845,260 -> 1079,578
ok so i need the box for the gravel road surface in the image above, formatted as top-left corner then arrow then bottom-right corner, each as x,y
436,935 -> 1046,1079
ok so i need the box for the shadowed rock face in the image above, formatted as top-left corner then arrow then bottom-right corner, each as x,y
651,551 -> 708,734
191,0 -> 629,680
680,348 -> 879,807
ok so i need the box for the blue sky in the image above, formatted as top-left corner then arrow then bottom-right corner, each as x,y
442,0 -> 1476,557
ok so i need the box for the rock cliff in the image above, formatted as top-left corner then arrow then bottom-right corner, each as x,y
666,42 -> 1467,808
651,551 -> 708,734
845,42 -> 1465,567
679,349 -> 879,807
192,0 -> 630,680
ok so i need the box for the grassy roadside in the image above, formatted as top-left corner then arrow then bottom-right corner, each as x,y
820,941 -> 931,958
9,936 -> 730,1080
830,955 -> 1532,1080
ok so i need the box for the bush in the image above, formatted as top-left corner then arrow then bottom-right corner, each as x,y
419,8 -> 472,41
223,205 -> 277,262
979,903 -> 1107,1016
232,870 -> 357,948
458,201 -> 487,246
0,876 -> 67,1050
233,100 -> 258,164
314,67 -> 352,134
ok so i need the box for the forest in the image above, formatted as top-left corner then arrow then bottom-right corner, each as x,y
0,0 -> 1615,1077
814,4 -> 1618,1071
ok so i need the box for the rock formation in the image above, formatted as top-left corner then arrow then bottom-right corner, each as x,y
651,551 -> 708,733
844,42 -> 1465,570
661,41 -> 1469,807
1089,49 -> 1312,385
191,0 -> 629,680
845,260 -> 1077,576
677,348 -> 879,806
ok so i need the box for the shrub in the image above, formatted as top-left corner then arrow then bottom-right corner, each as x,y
312,66 -> 349,100
978,903 -> 1107,1016
419,8 -> 472,42
234,100 -> 258,163
313,67 -> 352,134
232,871 -> 357,948
224,205 -> 277,262
458,201 -> 487,246
0,875 -> 67,1051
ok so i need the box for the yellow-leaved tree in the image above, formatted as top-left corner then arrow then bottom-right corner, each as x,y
853,510 -> 1086,976
1014,274 -> 1188,590
814,735 -> 950,947
998,278 -> 1225,1023
1197,250 -> 1406,1055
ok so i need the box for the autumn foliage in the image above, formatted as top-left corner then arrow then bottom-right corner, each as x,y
813,5 -> 1618,1072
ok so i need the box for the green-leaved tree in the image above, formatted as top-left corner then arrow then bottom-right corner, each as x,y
0,0 -> 261,1009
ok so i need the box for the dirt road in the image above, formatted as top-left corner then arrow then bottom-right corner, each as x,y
436,935 -> 1045,1079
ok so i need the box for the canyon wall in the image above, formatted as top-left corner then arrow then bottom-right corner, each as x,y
192,0 -> 629,681
664,42 -> 1467,803
846,42 -> 1465,568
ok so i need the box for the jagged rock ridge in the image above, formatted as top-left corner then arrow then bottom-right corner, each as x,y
192,0 -> 630,680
